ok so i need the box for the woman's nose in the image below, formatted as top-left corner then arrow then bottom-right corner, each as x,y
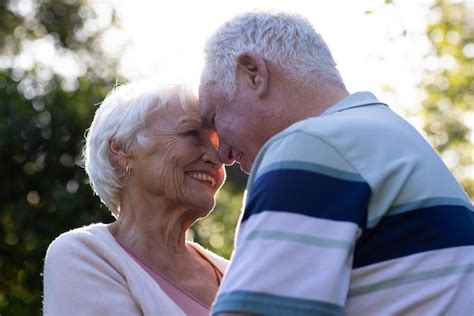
202,144 -> 223,168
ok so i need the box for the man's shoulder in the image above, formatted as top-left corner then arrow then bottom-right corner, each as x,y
249,103 -> 421,186
249,115 -> 370,187
259,105 -> 391,160
270,102 -> 416,157
298,104 -> 397,134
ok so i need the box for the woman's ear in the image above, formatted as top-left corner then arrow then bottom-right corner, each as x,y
109,139 -> 129,170
236,51 -> 269,98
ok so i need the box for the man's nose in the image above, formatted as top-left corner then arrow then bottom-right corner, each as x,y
218,143 -> 236,166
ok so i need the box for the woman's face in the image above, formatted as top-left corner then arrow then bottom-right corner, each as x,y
129,103 -> 226,213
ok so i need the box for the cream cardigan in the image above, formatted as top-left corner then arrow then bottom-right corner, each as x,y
43,223 -> 228,315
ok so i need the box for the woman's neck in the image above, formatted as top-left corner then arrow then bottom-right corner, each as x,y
108,190 -> 222,307
108,192 -> 196,272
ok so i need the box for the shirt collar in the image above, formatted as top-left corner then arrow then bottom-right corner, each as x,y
321,91 -> 388,116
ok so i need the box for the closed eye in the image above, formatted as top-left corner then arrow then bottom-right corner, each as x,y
182,130 -> 200,138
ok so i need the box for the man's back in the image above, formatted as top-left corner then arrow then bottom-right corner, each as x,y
213,92 -> 474,315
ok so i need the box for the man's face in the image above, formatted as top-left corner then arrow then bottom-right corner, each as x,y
199,81 -> 268,174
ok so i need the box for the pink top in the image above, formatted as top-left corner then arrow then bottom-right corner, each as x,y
118,242 -> 221,316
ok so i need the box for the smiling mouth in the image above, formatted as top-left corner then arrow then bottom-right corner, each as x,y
186,172 -> 216,188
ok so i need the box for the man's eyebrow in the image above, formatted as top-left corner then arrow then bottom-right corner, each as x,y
201,113 -> 215,128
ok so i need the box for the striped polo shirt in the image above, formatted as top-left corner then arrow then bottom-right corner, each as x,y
212,92 -> 474,316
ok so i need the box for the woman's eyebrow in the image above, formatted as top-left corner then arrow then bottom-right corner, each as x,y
175,117 -> 201,131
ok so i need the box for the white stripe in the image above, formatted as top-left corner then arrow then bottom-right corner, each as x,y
347,247 -> 474,314
346,267 -> 474,315
221,236 -> 352,306
223,212 -> 361,306
239,211 -> 361,244
351,246 -> 474,287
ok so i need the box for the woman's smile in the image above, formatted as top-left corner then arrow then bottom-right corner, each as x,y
186,171 -> 217,189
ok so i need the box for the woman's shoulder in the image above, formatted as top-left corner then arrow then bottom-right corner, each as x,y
187,242 -> 229,272
45,223 -> 113,259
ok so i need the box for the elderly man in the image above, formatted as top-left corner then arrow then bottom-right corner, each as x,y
199,11 -> 474,316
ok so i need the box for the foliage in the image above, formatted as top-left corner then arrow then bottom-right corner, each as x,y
421,0 -> 473,199
0,1 -> 120,314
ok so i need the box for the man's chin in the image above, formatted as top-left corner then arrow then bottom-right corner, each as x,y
239,164 -> 250,175
238,160 -> 252,175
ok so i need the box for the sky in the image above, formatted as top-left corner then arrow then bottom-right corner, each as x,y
109,0 -> 435,119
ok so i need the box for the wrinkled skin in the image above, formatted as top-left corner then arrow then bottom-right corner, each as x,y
127,104 -> 226,216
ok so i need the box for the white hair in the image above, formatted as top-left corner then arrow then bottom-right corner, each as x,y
83,80 -> 198,217
202,11 -> 345,98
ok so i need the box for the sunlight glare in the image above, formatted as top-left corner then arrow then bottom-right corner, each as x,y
111,0 -> 435,113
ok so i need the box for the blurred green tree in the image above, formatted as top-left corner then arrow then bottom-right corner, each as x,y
0,0 -> 121,314
421,0 -> 473,199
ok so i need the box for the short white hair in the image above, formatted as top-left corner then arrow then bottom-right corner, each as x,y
83,80 -> 198,217
202,11 -> 345,98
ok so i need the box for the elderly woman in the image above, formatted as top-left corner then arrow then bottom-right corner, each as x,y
43,80 -> 228,315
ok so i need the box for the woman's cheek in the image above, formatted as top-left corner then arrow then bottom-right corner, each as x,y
153,138 -> 182,199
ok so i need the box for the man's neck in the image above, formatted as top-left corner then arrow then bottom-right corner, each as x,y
297,82 -> 349,119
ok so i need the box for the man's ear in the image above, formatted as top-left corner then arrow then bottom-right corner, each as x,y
109,139 -> 130,171
236,51 -> 269,98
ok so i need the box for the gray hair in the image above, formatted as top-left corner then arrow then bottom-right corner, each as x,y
83,80 -> 198,217
202,11 -> 345,98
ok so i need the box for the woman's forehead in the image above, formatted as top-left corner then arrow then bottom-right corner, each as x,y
149,104 -> 201,130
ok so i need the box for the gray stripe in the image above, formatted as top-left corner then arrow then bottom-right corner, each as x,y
367,197 -> 473,228
246,229 -> 353,251
349,264 -> 474,297
257,161 -> 365,183
213,290 -> 343,316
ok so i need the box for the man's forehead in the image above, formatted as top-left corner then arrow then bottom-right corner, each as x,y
200,80 -> 219,98
199,91 -> 214,111
200,106 -> 214,127
199,78 -> 216,91
199,82 -> 218,123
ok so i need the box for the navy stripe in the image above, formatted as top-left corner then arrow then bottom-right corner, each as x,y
213,290 -> 343,316
242,168 -> 371,226
367,197 -> 473,228
354,205 -> 474,268
257,161 -> 366,183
